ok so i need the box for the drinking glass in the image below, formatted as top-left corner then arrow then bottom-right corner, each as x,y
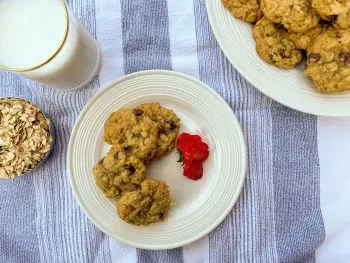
0,0 -> 101,91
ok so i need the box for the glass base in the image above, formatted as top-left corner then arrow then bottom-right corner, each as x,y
64,42 -> 102,91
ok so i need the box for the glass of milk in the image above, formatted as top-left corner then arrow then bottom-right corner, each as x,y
0,0 -> 101,91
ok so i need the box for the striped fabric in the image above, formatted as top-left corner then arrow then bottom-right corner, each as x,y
1,0 -> 348,262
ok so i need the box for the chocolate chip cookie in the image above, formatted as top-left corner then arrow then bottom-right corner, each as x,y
261,0 -> 320,32
288,21 -> 332,50
93,145 -> 147,199
312,0 -> 350,29
305,29 -> 350,92
253,18 -> 304,68
104,108 -> 158,161
116,179 -> 171,226
134,103 -> 181,158
222,0 -> 263,23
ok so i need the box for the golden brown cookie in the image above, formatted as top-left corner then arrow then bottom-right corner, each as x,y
116,179 -> 171,226
261,0 -> 320,33
104,108 -> 158,162
134,103 -> 181,158
312,0 -> 350,29
253,18 -> 304,68
288,21 -> 332,50
305,29 -> 350,93
222,0 -> 263,23
93,145 -> 146,200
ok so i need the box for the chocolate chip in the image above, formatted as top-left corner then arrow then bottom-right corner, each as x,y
275,23 -> 285,30
33,120 -> 40,125
126,165 -> 136,174
308,53 -> 320,62
113,152 -> 119,160
98,159 -> 104,165
279,48 -> 288,58
158,128 -> 166,134
339,52 -> 350,62
124,146 -> 132,154
319,19 -> 332,28
268,54 -> 276,63
169,121 -> 177,130
132,108 -> 143,116
327,15 -> 338,24
336,32 -> 343,39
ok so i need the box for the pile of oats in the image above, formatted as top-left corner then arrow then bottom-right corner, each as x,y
0,98 -> 53,179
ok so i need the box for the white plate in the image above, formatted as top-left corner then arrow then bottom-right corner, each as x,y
206,0 -> 350,116
68,70 -> 247,250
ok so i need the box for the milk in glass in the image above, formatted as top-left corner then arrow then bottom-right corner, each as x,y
0,0 -> 101,90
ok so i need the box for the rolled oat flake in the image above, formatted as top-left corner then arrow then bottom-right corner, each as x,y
0,98 -> 53,179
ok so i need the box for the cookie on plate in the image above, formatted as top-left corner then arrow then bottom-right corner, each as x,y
104,108 -> 158,162
261,0 -> 319,33
253,18 -> 304,68
222,0 -> 263,23
304,29 -> 350,93
117,179 -> 171,226
93,145 -> 147,199
312,0 -> 350,29
134,103 -> 181,158
288,21 -> 332,50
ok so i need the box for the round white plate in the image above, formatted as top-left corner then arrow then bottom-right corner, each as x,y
68,70 -> 247,250
206,0 -> 350,116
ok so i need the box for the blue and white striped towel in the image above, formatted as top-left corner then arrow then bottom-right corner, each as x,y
1,0 -> 350,262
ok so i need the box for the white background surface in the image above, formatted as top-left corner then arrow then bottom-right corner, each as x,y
317,118 -> 350,263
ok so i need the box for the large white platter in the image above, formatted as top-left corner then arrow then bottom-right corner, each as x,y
206,0 -> 350,116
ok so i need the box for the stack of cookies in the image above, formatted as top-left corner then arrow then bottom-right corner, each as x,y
92,102 -> 181,226
223,0 -> 350,93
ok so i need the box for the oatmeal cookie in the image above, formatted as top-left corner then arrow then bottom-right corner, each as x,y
288,21 -> 332,50
93,145 -> 146,199
261,0 -> 319,32
304,29 -> 350,93
222,0 -> 263,23
253,18 -> 304,68
116,179 -> 171,226
134,103 -> 181,158
312,0 -> 350,29
104,108 -> 158,161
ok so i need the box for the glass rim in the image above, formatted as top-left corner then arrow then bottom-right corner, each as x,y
0,0 -> 69,73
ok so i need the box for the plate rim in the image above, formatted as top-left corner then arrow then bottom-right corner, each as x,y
206,0 -> 350,117
67,69 -> 247,250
